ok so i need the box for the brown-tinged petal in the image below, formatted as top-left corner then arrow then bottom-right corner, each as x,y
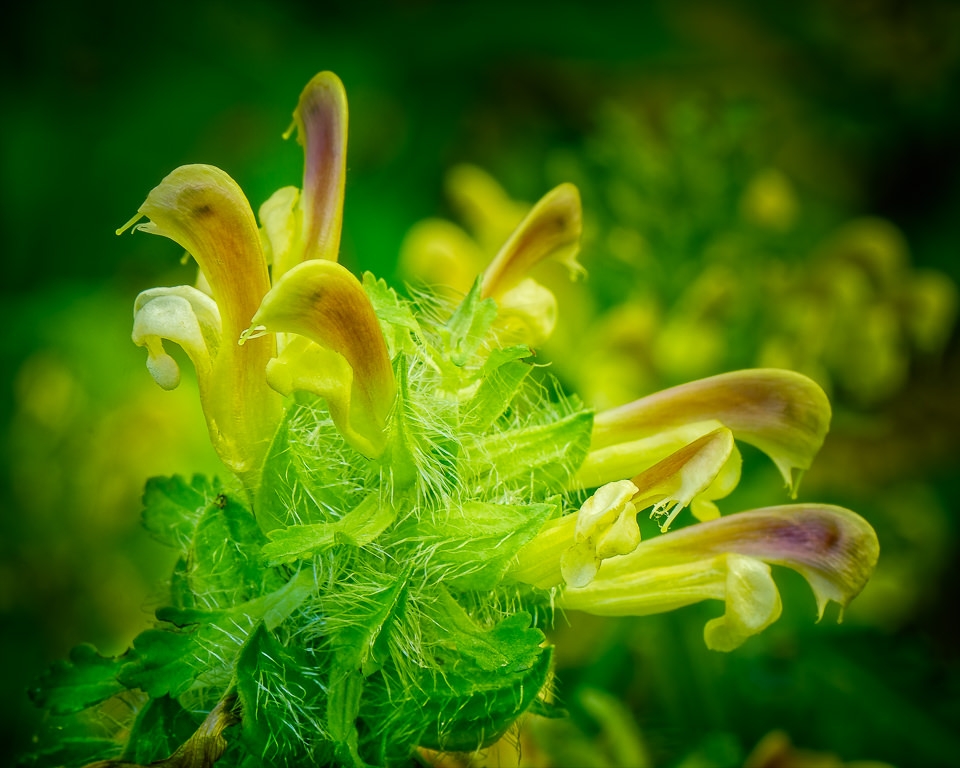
591,369 -> 831,494
480,183 -> 584,301
628,427 -> 739,531
285,70 -> 348,270
248,260 -> 395,457
120,164 -> 280,481
598,504 -> 879,619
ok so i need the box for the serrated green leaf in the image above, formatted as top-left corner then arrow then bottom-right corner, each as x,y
427,590 -> 546,674
256,393 -> 370,532
188,493 -> 270,609
363,271 -> 421,356
29,643 -> 124,715
261,493 -> 396,566
161,487 -> 269,613
142,474 -> 221,550
121,572 -> 313,698
443,278 -> 498,367
236,624 -> 331,766
418,645 -> 552,752
416,501 -> 555,591
369,604 -> 552,754
463,345 -> 534,432
461,410 -> 593,495
118,627 -> 202,698
332,572 -> 409,677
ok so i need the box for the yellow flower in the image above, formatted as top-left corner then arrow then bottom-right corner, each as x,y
121,72 -> 393,487
400,165 -> 585,348
507,368 -> 877,652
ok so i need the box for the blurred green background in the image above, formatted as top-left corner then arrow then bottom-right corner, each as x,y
3,1 -> 960,766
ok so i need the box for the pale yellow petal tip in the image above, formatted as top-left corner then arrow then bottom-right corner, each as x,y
145,349 -> 181,390
132,286 -> 221,392
703,556 -> 783,652
605,426 -> 736,532
561,480 -> 640,588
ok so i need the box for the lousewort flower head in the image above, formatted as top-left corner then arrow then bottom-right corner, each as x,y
26,72 -> 878,768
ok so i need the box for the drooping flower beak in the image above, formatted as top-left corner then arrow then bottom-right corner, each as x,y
558,504 -> 879,651
585,369 -> 831,495
122,164 -> 282,485
399,169 -> 585,349
259,71 -> 348,280
512,495 -> 878,651
478,182 -> 585,346
245,260 -> 396,459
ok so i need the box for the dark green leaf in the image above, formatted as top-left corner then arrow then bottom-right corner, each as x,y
118,627 -> 201,698
121,696 -> 201,765
29,643 -> 124,715
371,601 -> 552,754
18,736 -> 121,768
122,572 -> 313,698
236,625 -> 331,766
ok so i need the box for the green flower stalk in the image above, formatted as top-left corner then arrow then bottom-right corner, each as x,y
26,72 -> 878,768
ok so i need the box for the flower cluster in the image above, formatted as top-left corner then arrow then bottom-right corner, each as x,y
27,72 -> 878,768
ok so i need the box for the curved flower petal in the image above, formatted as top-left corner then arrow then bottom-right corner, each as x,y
590,369 -> 832,494
598,504 -> 879,620
286,70 -> 348,269
120,164 -> 280,480
559,553 -> 783,652
258,185 -> 300,273
132,286 -> 221,390
513,429 -> 738,589
703,555 -> 783,652
248,260 -> 396,458
574,421 -> 742,506
120,165 -> 272,344
480,183 -> 585,301
628,427 -> 738,531
263,335 -> 384,459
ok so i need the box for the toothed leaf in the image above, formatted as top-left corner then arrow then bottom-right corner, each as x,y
29,644 -> 123,716
142,474 -> 222,550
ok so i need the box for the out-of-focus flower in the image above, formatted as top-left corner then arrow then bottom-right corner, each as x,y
744,730 -> 895,768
